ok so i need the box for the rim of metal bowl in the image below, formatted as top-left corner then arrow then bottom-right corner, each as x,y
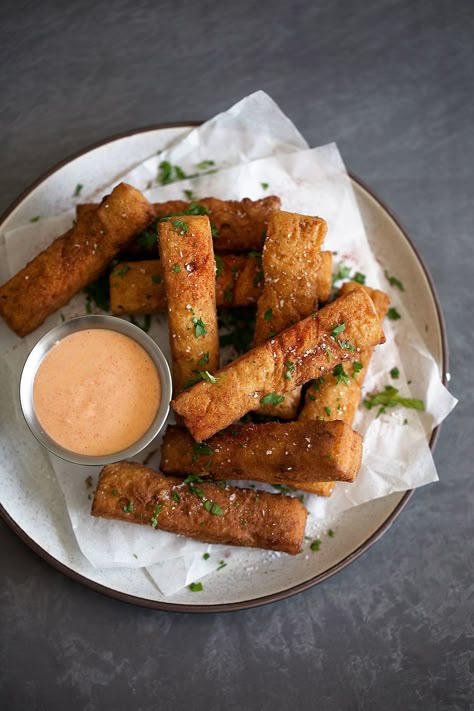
19,314 -> 172,466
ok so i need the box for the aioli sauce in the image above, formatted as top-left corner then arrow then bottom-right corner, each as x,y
33,329 -> 161,456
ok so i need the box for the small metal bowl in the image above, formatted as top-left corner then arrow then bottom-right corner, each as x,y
19,315 -> 172,466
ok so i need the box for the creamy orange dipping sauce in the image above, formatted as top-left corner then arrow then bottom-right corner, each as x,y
33,329 -> 161,456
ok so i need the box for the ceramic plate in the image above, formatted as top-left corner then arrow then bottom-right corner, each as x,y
0,125 -> 447,612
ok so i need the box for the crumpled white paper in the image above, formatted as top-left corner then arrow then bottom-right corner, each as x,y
0,91 -> 457,595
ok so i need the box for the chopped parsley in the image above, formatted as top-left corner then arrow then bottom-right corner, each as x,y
192,442 -> 213,463
264,308 -> 273,321
84,270 -> 111,312
215,254 -> 224,277
284,361 -> 295,379
157,161 -> 189,185
353,272 -> 366,285
183,370 -> 223,388
112,489 -> 119,497
352,361 -> 364,375
73,183 -> 83,197
260,392 -> 285,406
203,501 -> 223,516
202,552 -> 210,560
387,307 -> 401,320
261,182 -> 269,189
30,215 -> 40,223
171,491 -> 181,503
150,503 -> 163,528
390,367 -> 400,379
193,316 -> 207,337
169,218 -> 188,235
328,529 -> 335,538
217,560 -> 227,570
331,322 -> 346,338
218,306 -> 256,355
151,274 -> 162,284
188,582 -> 203,592
184,189 -> 197,200
384,270 -> 404,291
196,159 -> 215,170
332,261 -> 352,286
172,264 -> 181,273
113,265 -> 131,278
198,352 -> 209,366
363,385 -> 424,417
310,539 -> 321,552
333,363 -> 349,386
324,407 -> 332,417
123,500 -> 134,513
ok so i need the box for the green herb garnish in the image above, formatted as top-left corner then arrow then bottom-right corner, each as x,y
151,274 -> 162,284
202,552 -> 210,560
260,392 -> 285,406
123,500 -> 134,513
331,323 -> 346,338
193,316 -> 207,337
384,270 -> 404,291
333,363 -> 349,386
198,352 -> 209,366
387,307 -> 401,320
196,160 -> 215,170
363,385 -> 424,417
192,443 -> 213,463
284,361 -> 295,379
390,367 -> 400,379
30,215 -> 40,223
172,264 -> 181,273
113,265 -> 130,278
188,582 -> 203,592
215,255 -> 224,277
73,183 -> 83,197
261,182 -> 269,189
353,272 -> 366,284
324,407 -> 332,417
264,308 -> 273,321
310,539 -> 321,552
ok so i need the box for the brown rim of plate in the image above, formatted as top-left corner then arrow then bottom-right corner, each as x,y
0,122 -> 449,614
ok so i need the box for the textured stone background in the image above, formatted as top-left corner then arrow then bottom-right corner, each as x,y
0,1 -> 472,709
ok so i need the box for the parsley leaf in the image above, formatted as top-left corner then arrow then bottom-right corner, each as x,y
73,183 -> 83,197
260,392 -> 285,406
215,255 -> 224,278
113,265 -> 130,278
172,264 -> 181,273
353,272 -> 366,285
188,582 -> 203,592
331,322 -> 346,338
193,316 -> 207,337
384,270 -> 404,291
192,443 -> 213,463
333,363 -> 349,386
387,307 -> 401,320
30,215 -> 40,223
390,367 -> 400,379
261,182 -> 269,189
284,360 -> 295,379
310,539 -> 321,552
151,274 -> 162,284
363,385 -> 424,417
264,308 -> 273,321
198,352 -> 209,366
196,160 -> 215,170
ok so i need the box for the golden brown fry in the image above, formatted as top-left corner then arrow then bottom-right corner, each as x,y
299,283 -> 390,425
254,210 -> 327,418
161,421 -> 362,484
82,195 -> 281,258
254,210 -> 327,343
110,260 -> 166,315
109,251 -> 333,316
0,183 -> 155,337
92,461 -> 308,555
158,215 -> 219,394
172,288 -> 386,441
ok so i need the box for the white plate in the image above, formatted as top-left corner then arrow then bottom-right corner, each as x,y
0,125 -> 447,612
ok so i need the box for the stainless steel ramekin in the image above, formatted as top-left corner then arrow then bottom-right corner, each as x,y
19,315 -> 172,466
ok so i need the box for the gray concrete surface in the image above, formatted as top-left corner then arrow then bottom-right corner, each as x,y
0,0 -> 472,709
